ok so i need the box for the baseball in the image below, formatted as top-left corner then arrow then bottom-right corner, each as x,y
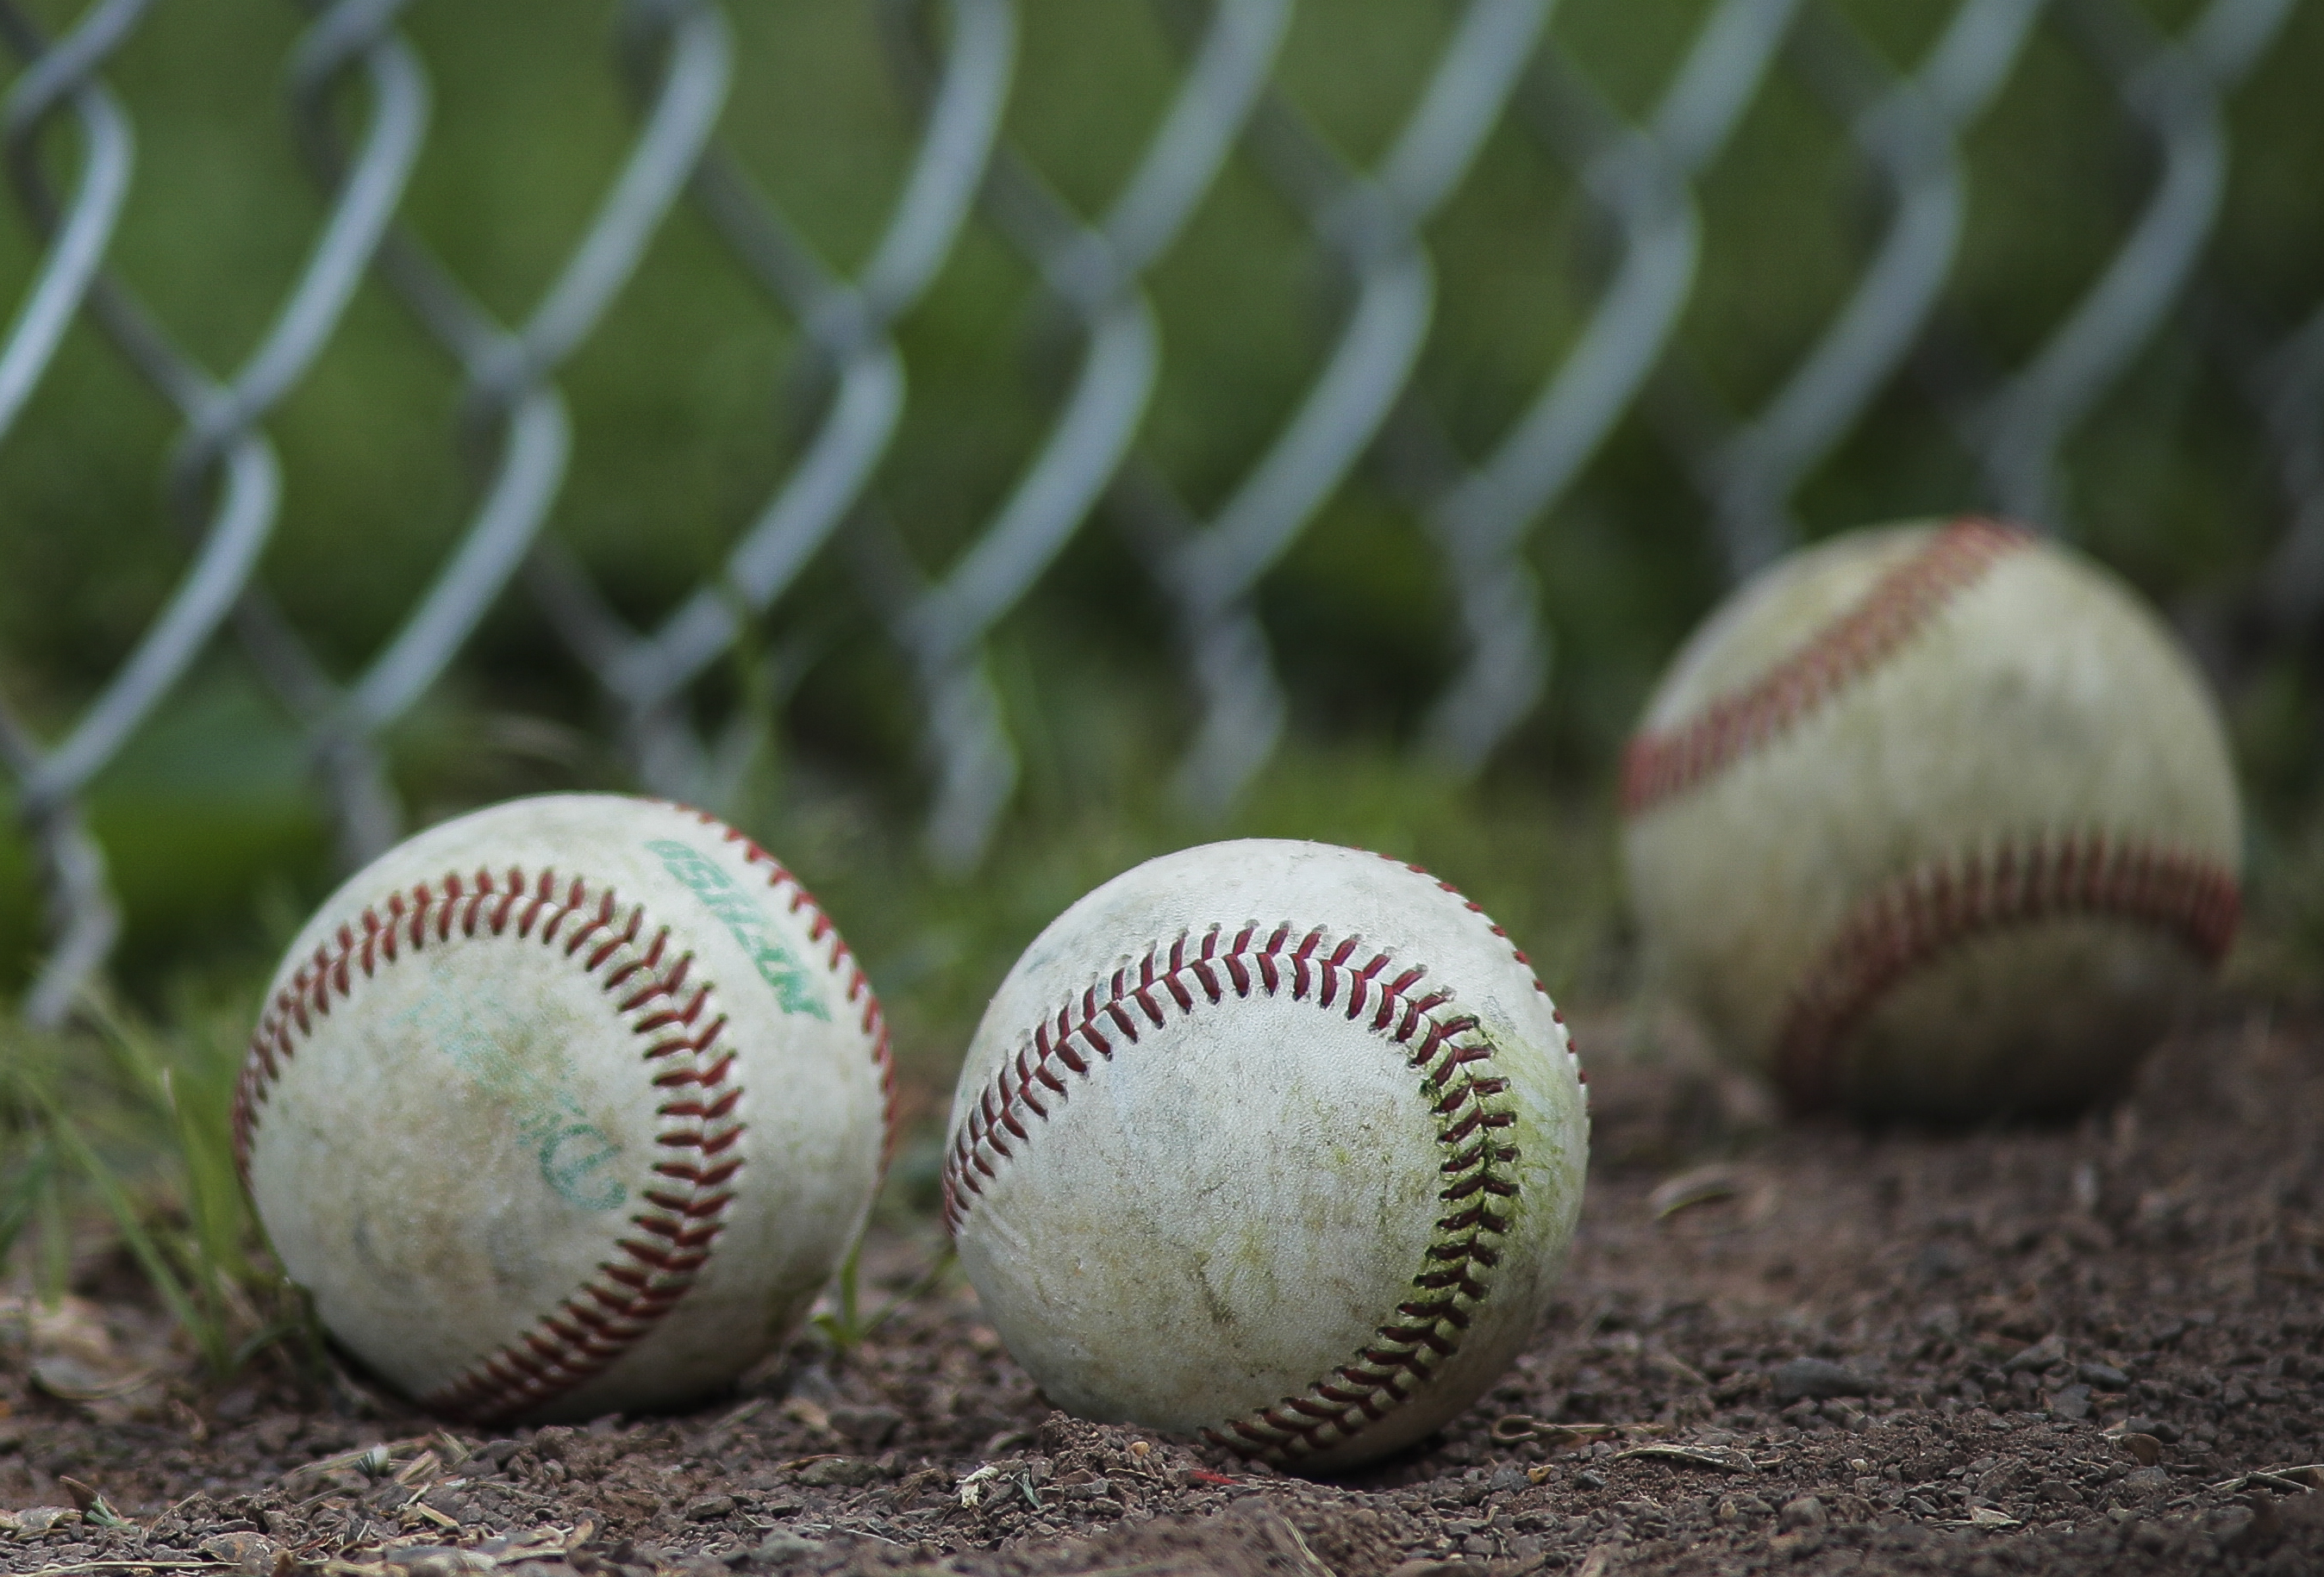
942,839 -> 1589,1473
1621,517 -> 2242,1121
233,794 -> 892,1422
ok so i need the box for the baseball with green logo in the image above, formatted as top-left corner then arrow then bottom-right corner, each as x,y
234,793 -> 892,1421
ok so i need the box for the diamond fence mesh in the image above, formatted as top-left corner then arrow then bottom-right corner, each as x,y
0,0 -> 2318,1025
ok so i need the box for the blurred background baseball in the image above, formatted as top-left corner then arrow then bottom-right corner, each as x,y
1621,520 -> 2244,1123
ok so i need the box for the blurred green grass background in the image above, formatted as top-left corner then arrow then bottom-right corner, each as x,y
0,0 -> 2320,1095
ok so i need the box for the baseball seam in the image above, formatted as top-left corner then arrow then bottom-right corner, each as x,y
1619,515 -> 2242,1105
1618,516 -> 2029,817
232,813 -> 890,1423
676,806 -> 899,1164
1774,829 -> 2240,1110
232,865 -> 742,1422
944,859 -> 1578,1467
1377,853 -> 1584,1088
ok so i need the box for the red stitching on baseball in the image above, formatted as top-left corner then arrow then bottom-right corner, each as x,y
230,806 -> 889,1424
1374,851 -> 1586,1085
230,864 -> 744,1424
943,858 -> 1565,1467
1618,516 -> 2030,817
1774,830 -> 2240,1111
1613,522 -> 2242,1106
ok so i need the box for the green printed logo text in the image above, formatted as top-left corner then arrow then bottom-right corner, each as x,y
647,838 -> 830,1019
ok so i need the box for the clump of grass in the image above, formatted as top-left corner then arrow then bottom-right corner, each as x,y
809,1239 -> 958,1357
0,985 -> 311,1380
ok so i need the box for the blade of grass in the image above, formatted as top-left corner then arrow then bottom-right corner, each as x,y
858,1244 -> 956,1344
228,1314 -> 308,1373
6,994 -> 296,1380
77,989 -> 168,1113
811,1240 -> 955,1352
34,1088 -> 229,1374
0,1137 -> 57,1266
157,1068 -> 230,1337
809,1238 -> 865,1351
34,1162 -> 69,1307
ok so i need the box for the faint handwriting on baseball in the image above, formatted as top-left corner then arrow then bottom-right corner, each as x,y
395,996 -> 628,1212
647,839 -> 830,1019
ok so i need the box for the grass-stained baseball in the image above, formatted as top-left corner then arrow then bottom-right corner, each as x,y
942,839 -> 1590,1474
1621,517 -> 2242,1122
234,794 -> 892,1422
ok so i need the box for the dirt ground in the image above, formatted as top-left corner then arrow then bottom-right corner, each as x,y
2,1002 -> 2320,1577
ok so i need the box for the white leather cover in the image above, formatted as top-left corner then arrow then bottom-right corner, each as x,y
945,839 -> 1589,1472
238,794 -> 889,1421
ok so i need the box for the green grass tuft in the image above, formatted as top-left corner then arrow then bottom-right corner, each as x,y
0,985 -> 314,1381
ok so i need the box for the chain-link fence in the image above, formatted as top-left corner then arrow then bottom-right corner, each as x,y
1,0 -> 2319,1025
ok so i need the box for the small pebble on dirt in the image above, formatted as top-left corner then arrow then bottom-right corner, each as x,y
2002,1333 -> 2068,1374
1777,1495 -> 1827,1530
1770,1356 -> 1871,1402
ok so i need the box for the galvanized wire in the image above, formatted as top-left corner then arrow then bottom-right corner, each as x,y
1414,0 -> 1804,771
867,0 -> 1291,866
2256,302 -> 2324,636
188,0 -> 428,872
0,0 -> 147,1027
530,0 -> 1013,805
0,0 -> 2315,1013
1115,0 -> 1552,815
1702,0 -> 2042,579
1975,0 -> 2294,533
290,0 -> 728,856
0,0 -> 274,1026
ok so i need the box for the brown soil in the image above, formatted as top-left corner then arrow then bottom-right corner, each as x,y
2,1006 -> 2320,1577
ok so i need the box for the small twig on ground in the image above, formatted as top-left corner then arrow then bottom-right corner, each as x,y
1614,1443 -> 1759,1472
2205,1463 -> 2324,1495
